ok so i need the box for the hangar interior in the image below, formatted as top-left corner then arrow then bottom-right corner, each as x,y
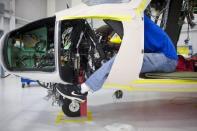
0,0 -> 197,131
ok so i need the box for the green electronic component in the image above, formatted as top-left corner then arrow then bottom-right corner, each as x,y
194,7 -> 197,14
7,27 -> 49,70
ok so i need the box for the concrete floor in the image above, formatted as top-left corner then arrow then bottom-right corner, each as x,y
0,76 -> 197,131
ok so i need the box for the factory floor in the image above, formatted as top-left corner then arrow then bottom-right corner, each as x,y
0,76 -> 197,131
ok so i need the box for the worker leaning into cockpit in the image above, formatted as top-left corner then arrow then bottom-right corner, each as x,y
57,15 -> 178,103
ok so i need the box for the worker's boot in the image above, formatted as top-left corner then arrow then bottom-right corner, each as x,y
56,84 -> 87,103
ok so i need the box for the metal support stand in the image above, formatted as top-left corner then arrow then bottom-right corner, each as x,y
80,98 -> 87,116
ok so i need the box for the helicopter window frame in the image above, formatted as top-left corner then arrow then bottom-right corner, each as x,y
3,16 -> 56,72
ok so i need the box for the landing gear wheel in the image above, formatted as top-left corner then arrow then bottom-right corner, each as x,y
62,98 -> 80,117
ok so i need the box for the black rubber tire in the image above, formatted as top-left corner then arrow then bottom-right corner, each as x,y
62,98 -> 80,117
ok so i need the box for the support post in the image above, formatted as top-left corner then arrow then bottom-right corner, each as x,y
80,99 -> 87,116
0,29 -> 4,78
165,0 -> 184,48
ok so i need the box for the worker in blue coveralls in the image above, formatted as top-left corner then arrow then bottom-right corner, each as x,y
57,15 -> 178,103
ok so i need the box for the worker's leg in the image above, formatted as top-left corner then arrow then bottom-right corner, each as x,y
56,56 -> 116,102
85,56 -> 116,92
141,53 -> 177,73
85,53 -> 177,92
57,53 -> 177,102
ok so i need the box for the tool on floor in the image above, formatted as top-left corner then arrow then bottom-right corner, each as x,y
21,77 -> 37,88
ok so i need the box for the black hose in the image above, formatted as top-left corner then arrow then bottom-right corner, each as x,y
37,80 -> 49,89
1,74 -> 11,78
